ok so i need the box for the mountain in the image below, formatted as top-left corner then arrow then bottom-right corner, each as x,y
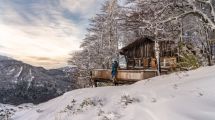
0,55 -> 12,60
9,66 -> 215,120
0,56 -> 79,105
59,65 -> 78,72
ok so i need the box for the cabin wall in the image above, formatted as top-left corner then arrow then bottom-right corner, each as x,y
159,41 -> 176,57
125,41 -> 155,69
123,41 -> 177,70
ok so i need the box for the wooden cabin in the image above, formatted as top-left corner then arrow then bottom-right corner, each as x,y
91,37 -> 178,86
120,37 -> 177,70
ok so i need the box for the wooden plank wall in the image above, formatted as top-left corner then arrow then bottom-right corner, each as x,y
124,40 -> 177,70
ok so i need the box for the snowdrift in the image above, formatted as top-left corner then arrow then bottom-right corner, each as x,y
12,66 -> 215,120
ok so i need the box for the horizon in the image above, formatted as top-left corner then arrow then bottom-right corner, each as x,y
0,54 -> 77,69
0,0 -> 105,69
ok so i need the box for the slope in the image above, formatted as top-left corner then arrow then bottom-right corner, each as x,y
12,66 -> 215,120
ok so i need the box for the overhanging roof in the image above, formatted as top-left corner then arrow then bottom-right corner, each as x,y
120,36 -> 154,55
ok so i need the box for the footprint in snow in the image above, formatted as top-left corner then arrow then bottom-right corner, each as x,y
198,92 -> 204,97
173,84 -> 178,90
151,98 -> 157,103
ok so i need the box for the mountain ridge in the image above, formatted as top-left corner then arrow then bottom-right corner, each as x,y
0,55 -> 79,105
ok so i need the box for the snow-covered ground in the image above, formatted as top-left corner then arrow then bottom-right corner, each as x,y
0,103 -> 33,120
8,66 -> 215,120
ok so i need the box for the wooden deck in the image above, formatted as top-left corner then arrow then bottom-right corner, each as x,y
91,69 -> 168,86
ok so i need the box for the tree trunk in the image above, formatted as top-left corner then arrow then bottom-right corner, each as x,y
155,41 -> 161,76
206,28 -> 212,66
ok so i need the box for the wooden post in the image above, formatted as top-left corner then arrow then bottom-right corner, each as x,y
94,80 -> 97,87
155,41 -> 161,76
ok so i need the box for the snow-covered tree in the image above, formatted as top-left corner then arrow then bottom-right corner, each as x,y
121,0 -> 215,67
100,0 -> 121,67
69,0 -> 121,86
121,0 -> 204,38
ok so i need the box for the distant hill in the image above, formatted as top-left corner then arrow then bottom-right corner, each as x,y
0,55 -> 79,105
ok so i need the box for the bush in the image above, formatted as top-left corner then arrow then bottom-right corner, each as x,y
178,42 -> 200,70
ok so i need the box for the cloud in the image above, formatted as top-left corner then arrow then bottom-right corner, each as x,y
19,56 -> 68,69
59,0 -> 99,14
0,0 -> 105,68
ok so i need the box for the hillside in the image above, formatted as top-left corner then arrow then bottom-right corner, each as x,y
0,56 -> 78,105
8,65 -> 215,120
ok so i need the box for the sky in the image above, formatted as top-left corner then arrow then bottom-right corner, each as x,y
0,0 -> 105,69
